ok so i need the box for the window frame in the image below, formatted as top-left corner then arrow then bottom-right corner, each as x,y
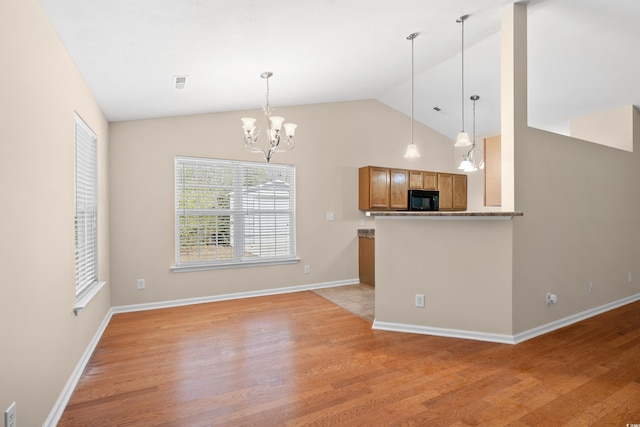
74,113 -> 99,298
172,156 -> 298,272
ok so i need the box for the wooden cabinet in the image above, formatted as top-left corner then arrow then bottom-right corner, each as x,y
359,167 -> 407,210
409,171 -> 438,190
453,174 -> 467,211
409,170 -> 423,189
358,236 -> 375,286
437,173 -> 467,211
360,167 -> 465,211
437,173 -> 453,210
389,169 -> 408,210
359,167 -> 389,209
423,171 -> 438,190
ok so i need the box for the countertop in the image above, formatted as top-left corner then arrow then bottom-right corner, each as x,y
358,229 -> 375,238
365,211 -> 523,218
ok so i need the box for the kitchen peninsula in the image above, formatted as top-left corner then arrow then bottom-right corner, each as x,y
366,210 -> 524,344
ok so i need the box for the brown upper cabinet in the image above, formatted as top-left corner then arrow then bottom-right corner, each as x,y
360,166 -> 466,211
389,169 -> 409,210
435,172 -> 467,211
437,173 -> 453,210
409,170 -> 437,190
453,174 -> 467,211
359,166 -> 390,209
359,166 -> 408,210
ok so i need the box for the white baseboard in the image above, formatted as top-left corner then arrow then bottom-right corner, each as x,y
372,321 -> 516,344
373,292 -> 640,345
512,292 -> 640,344
111,278 -> 360,314
44,309 -> 114,427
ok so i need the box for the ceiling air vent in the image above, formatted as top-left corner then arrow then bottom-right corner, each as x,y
173,75 -> 188,90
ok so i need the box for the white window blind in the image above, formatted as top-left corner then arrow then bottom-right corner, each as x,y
175,156 -> 296,268
74,114 -> 98,296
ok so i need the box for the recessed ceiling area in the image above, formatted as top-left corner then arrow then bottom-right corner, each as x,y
38,0 -> 640,143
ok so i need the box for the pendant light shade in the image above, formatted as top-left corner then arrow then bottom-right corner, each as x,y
455,131 -> 470,147
454,15 -> 472,147
404,32 -> 420,158
404,143 -> 420,158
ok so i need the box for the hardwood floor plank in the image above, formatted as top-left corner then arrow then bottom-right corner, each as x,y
59,293 -> 640,426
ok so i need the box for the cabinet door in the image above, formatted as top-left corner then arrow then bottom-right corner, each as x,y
437,173 -> 453,210
359,166 -> 390,210
409,170 -> 424,189
369,167 -> 390,208
389,169 -> 408,210
453,174 -> 467,211
423,171 -> 438,190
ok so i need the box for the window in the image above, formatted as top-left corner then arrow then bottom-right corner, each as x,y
74,114 -> 98,297
174,156 -> 297,270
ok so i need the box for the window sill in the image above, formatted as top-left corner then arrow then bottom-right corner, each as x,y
171,258 -> 300,273
74,281 -> 107,315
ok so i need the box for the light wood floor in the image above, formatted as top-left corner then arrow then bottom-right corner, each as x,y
59,292 -> 640,426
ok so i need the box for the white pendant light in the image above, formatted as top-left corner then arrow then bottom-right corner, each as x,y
404,32 -> 420,158
457,95 -> 484,172
454,15 -> 472,147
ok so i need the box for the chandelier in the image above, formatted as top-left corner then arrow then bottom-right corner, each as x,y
241,72 -> 297,163
458,95 -> 484,172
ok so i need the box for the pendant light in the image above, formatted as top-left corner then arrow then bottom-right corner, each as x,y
454,15 -> 472,147
458,95 -> 484,172
404,32 -> 420,158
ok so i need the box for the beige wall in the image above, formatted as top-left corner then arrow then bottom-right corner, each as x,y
507,4 -> 640,333
570,105 -> 635,152
375,218 -> 514,335
0,0 -> 111,425
108,100 -> 458,306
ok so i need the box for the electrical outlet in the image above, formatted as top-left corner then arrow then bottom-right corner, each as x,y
326,212 -> 335,221
304,265 -> 310,274
589,282 -> 593,293
415,294 -> 425,308
546,293 -> 558,306
5,402 -> 16,427
136,278 -> 145,290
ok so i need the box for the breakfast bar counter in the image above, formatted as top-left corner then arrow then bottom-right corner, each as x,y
368,210 -> 523,343
366,210 -> 523,218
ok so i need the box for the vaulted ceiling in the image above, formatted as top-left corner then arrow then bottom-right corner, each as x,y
39,0 -> 640,141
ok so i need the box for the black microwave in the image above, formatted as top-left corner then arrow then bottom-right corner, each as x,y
408,189 -> 439,211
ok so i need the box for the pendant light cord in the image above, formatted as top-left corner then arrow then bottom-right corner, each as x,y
411,34 -> 415,145
405,32 -> 419,146
458,16 -> 466,133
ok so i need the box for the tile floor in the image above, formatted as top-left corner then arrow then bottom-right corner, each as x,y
312,284 -> 374,321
